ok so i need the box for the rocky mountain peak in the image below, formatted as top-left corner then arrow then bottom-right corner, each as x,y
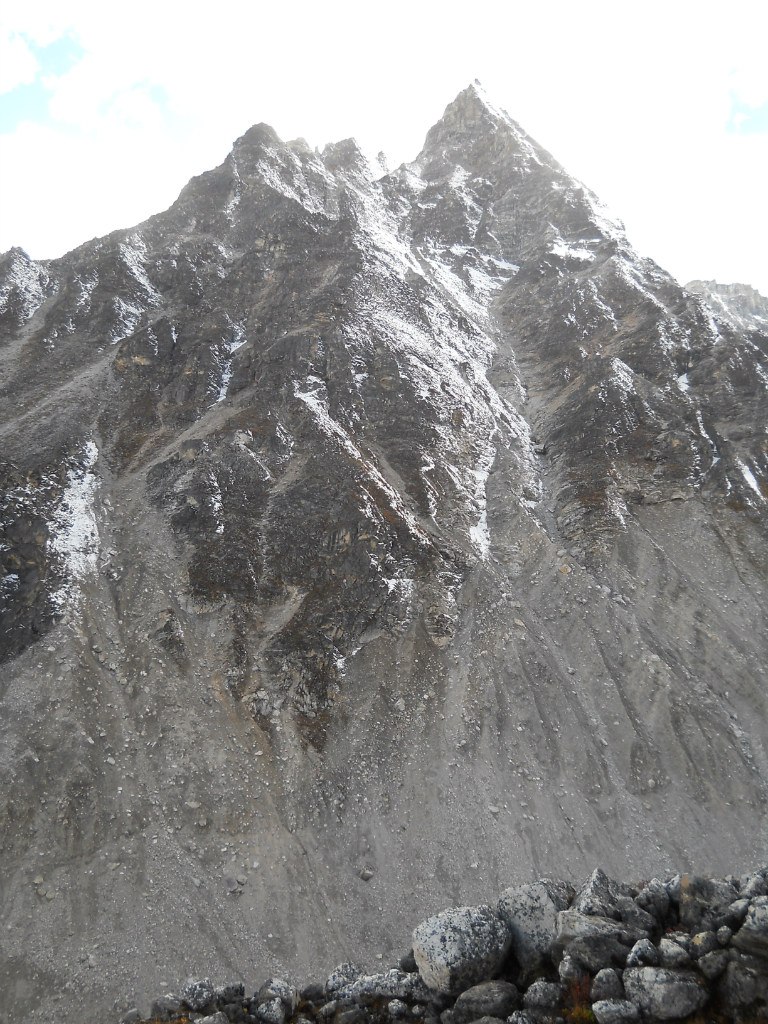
415,80 -> 551,183
1,85 -> 767,1024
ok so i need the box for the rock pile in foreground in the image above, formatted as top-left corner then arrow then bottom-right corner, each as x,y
124,868 -> 768,1024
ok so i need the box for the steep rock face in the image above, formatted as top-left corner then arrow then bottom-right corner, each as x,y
687,280 -> 768,335
0,84 -> 767,1024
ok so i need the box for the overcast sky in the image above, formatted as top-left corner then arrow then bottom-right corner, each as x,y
1,0 -> 766,295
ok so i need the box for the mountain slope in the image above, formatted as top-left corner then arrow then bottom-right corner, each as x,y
1,84 -> 767,1024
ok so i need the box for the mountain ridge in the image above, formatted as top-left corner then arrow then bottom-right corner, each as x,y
0,85 -> 767,1024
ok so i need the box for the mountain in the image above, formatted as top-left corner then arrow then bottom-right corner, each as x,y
686,279 -> 768,335
1,83 -> 767,1024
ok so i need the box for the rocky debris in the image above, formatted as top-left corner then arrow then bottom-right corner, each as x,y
129,866 -> 768,1024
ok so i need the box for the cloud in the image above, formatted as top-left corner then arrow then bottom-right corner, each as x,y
0,34 -> 39,95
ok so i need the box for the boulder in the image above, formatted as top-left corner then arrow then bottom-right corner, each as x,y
697,949 -> 729,980
257,978 -> 298,1014
326,964 -> 363,997
572,869 -> 632,919
412,905 -> 512,995
614,897 -> 655,935
623,967 -> 707,1020
634,879 -> 669,923
625,939 -> 659,967
256,997 -> 286,1024
335,970 -> 433,1005
657,937 -> 690,968
678,874 -> 738,931
591,969 -> 624,1002
719,953 -> 768,1014
199,1015 -> 230,1024
554,910 -> 634,971
182,977 -> 216,1012
149,996 -> 183,1021
558,954 -> 587,983
497,880 -> 571,979
337,1009 -> 366,1024
452,980 -> 520,1023
217,983 -> 246,1004
300,982 -> 326,1004
591,999 -> 640,1024
740,872 -> 768,899
522,980 -> 563,1011
725,898 -> 751,929
733,898 -> 768,958
689,930 -> 719,959
388,1000 -> 409,1018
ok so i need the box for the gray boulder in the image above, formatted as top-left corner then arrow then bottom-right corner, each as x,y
591,969 -> 624,1002
591,1000 -> 639,1024
623,967 -> 707,1020
182,977 -> 215,1012
572,869 -> 632,919
256,997 -> 286,1024
335,970 -> 432,1005
554,910 -> 634,971
326,964 -> 363,997
149,996 -> 182,1021
678,875 -> 738,930
257,978 -> 298,1014
413,905 -> 512,995
199,1015 -> 230,1024
740,872 -> 768,899
657,937 -> 691,968
634,879 -> 669,923
719,953 -> 768,1014
733,898 -> 768,958
697,949 -> 729,980
522,980 -> 563,1011
452,981 -> 520,1024
497,880 -> 571,980
625,939 -> 659,967
388,1000 -> 409,1018
614,897 -> 655,934
725,898 -> 751,929
558,954 -> 587,983
689,930 -> 719,959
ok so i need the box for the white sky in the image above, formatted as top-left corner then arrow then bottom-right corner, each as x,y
1,0 -> 767,294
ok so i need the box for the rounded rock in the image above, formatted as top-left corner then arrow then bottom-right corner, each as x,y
623,967 -> 707,1020
412,905 -> 512,995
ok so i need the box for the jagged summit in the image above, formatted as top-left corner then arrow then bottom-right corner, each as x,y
1,87 -> 767,1024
